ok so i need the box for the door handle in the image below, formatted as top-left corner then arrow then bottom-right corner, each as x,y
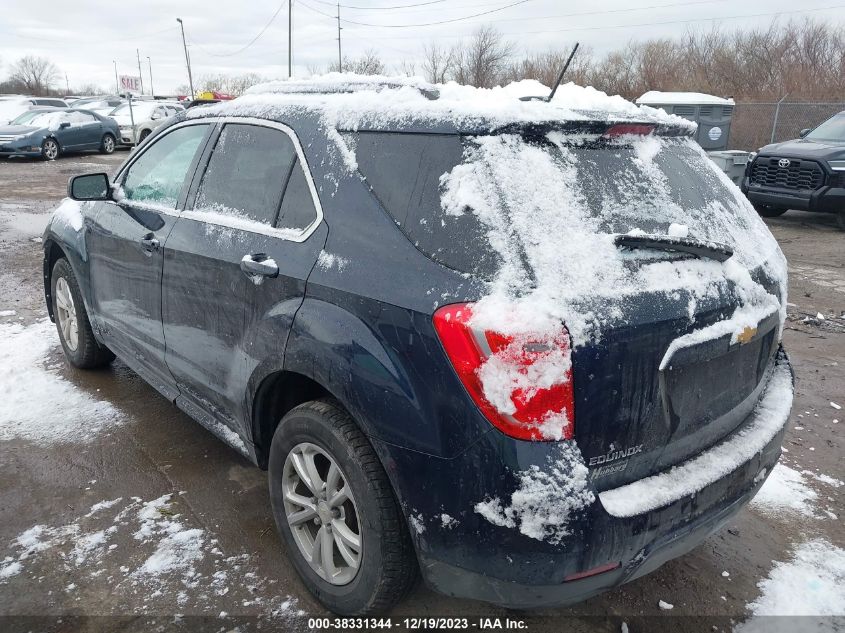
240,253 -> 278,284
140,233 -> 160,253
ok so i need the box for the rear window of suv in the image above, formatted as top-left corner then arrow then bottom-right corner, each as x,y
351,130 -> 746,279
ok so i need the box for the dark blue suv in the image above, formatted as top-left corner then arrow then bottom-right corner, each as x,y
42,77 -> 793,615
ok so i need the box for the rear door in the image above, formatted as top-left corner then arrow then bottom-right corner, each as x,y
66,111 -> 102,149
161,118 -> 327,440
87,121 -> 212,398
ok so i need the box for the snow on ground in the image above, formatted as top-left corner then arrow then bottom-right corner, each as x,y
0,494 -> 302,617
735,539 -> 845,632
474,442 -> 594,544
0,320 -> 123,443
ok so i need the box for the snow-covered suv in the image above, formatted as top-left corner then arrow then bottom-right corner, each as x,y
43,75 -> 793,615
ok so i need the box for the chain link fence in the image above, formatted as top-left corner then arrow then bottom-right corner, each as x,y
729,102 -> 845,151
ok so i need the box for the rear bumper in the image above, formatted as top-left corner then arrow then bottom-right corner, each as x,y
741,177 -> 845,213
376,350 -> 793,609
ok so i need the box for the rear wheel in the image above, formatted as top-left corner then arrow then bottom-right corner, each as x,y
836,209 -> 845,231
41,138 -> 59,161
51,258 -> 114,369
754,204 -> 787,218
268,399 -> 417,615
138,129 -> 151,143
100,133 -> 115,154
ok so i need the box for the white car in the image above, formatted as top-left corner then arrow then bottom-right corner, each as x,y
70,96 -> 125,116
0,96 -> 69,124
109,101 -> 184,146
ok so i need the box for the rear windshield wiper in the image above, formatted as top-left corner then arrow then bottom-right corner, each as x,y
614,233 -> 734,262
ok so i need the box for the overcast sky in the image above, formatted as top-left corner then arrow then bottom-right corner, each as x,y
2,0 -> 844,94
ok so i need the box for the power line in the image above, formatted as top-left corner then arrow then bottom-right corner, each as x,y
299,0 -> 535,27
195,0 -> 288,57
308,0 -> 447,9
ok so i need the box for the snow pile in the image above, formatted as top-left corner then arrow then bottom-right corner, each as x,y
132,495 -> 205,582
50,198 -> 84,232
475,442 -> 595,544
230,73 -> 692,132
600,359 -> 792,517
736,539 -> 845,631
0,320 -> 123,444
750,464 -> 818,518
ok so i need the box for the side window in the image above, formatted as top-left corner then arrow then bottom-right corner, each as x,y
276,157 -> 317,231
68,111 -> 95,125
194,124 -> 296,225
122,124 -> 209,207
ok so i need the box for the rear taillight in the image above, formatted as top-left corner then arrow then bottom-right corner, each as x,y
603,123 -> 655,138
432,303 -> 574,441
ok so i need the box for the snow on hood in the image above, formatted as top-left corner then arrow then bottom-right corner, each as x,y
192,72 -> 694,133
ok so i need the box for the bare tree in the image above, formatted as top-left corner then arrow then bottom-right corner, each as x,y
421,43 -> 454,83
9,55 -> 60,95
452,27 -> 514,88
328,50 -> 385,75
198,72 -> 263,96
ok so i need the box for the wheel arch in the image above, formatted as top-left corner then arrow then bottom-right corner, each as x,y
250,370 -> 332,469
43,238 -> 68,321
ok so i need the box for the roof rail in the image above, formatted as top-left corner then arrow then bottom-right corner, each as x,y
245,75 -> 440,101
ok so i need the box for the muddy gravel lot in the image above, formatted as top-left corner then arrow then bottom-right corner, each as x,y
0,152 -> 842,632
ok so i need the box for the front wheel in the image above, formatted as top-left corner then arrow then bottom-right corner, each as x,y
51,258 -> 114,368
138,129 -> 151,143
41,138 -> 59,161
837,209 -> 845,231
754,204 -> 787,218
268,399 -> 417,615
100,133 -> 115,154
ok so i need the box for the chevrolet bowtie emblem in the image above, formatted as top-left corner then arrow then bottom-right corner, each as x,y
737,326 -> 757,344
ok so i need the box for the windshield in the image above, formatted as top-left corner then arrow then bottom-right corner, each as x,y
353,131 -> 764,279
73,100 -> 109,110
111,102 -> 157,118
805,113 -> 845,143
13,111 -> 66,128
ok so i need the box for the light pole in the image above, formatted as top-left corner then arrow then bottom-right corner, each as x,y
136,48 -> 145,95
147,56 -> 154,97
113,60 -> 119,94
176,18 -> 195,97
288,0 -> 292,78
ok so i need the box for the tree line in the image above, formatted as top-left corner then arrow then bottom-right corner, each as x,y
3,18 -> 843,102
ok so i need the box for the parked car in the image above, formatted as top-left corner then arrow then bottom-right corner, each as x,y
70,96 -> 126,116
42,78 -> 792,615
109,100 -> 184,145
0,108 -> 118,159
0,96 -> 68,124
742,110 -> 845,229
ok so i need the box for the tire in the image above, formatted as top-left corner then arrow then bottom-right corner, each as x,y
837,209 -> 845,232
51,258 -> 114,369
754,204 -> 787,218
41,137 -> 59,161
268,399 -> 417,615
138,129 -> 151,143
100,133 -> 115,154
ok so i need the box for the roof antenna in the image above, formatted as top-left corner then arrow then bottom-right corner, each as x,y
520,42 -> 580,102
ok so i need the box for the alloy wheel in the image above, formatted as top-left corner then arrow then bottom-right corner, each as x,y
55,277 -> 78,352
282,442 -> 362,585
103,135 -> 114,153
43,139 -> 58,160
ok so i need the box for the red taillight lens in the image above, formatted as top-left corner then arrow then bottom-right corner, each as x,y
432,303 -> 574,441
603,123 -> 655,138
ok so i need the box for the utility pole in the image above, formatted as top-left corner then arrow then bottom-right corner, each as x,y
65,73 -> 70,95
288,0 -> 292,78
336,2 -> 342,72
113,60 -> 119,94
136,49 -> 145,95
147,56 -> 154,97
176,18 -> 195,98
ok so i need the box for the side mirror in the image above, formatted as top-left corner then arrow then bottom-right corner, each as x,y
800,128 -> 811,138
150,112 -> 161,120
68,173 -> 111,201
59,121 -> 71,129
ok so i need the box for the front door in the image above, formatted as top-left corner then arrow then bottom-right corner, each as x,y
87,121 -> 212,398
161,119 -> 326,441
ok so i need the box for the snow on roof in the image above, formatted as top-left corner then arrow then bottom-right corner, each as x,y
636,91 -> 736,106
191,73 -> 694,132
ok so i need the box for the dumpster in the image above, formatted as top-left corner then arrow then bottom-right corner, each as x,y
636,91 -> 735,151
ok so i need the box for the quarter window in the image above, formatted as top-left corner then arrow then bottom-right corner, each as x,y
122,124 -> 209,207
194,124 -> 297,226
